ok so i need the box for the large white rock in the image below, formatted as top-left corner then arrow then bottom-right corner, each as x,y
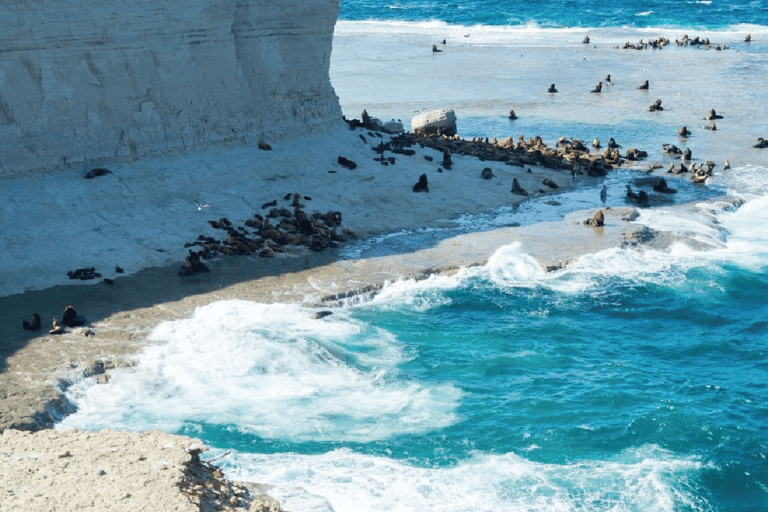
0,0 -> 343,177
411,109 -> 457,136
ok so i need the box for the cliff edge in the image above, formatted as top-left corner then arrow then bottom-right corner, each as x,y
0,0 -> 342,177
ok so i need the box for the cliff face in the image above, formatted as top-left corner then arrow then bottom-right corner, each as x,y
0,0 -> 342,177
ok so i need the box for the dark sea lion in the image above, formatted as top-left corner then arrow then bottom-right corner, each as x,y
678,126 -> 691,137
583,36 -> 590,44
548,84 -> 558,93
508,109 -> 518,120
511,178 -> 528,196
649,99 -> 663,112
22,312 -> 41,331
637,80 -> 649,90
591,81 -> 602,93
412,173 -> 429,192
706,109 -> 723,120
754,137 -> 768,149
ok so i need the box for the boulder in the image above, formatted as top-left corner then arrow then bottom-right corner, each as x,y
411,109 -> 457,137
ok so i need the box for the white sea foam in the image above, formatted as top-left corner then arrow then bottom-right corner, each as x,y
223,445 -> 708,512
58,300 -> 462,441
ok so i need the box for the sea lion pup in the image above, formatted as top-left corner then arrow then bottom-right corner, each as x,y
703,122 -> 717,131
591,81 -> 602,93
584,209 -> 604,227
706,109 -> 723,120
754,137 -> 768,148
548,83 -> 558,93
745,33 -> 751,42
638,80 -> 649,90
508,109 -> 518,120
583,35 -> 590,44
49,318 -> 65,335
649,99 -> 663,112
22,312 -> 42,331
679,126 -> 691,137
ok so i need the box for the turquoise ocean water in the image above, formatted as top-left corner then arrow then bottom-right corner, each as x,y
58,2 -> 768,511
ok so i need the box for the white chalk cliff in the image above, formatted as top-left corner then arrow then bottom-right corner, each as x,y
0,0 -> 342,177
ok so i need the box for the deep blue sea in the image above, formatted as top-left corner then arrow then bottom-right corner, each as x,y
58,2 -> 768,511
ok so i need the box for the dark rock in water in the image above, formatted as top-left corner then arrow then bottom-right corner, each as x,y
480,167 -> 494,180
511,177 -> 528,196
424,155 -> 434,161
258,141 -> 272,151
284,193 -> 293,200
62,305 -> 85,327
359,134 -> 367,143
261,200 -> 277,209
84,168 -> 112,179
258,244 -> 274,258
653,177 -> 677,194
312,311 -> 334,320
115,266 -> 124,273
413,173 -> 429,193
22,312 -> 41,331
338,156 -> 357,170
542,178 -> 559,189
104,278 -> 114,285
584,210 -> 605,227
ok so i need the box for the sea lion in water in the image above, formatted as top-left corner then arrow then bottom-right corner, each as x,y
582,36 -> 590,44
754,137 -> 768,149
637,80 -> 649,90
649,99 -> 663,112
706,109 -> 723,120
591,81 -> 602,93
678,126 -> 691,137
22,312 -> 41,331
592,138 -> 601,149
508,109 -> 518,120
548,84 -> 558,93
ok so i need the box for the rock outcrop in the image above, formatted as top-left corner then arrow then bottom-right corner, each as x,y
0,0 -> 342,177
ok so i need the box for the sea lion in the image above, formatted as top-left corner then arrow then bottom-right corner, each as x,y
649,99 -> 663,112
548,84 -> 558,93
49,318 -> 65,335
592,138 -> 601,149
412,173 -> 429,192
723,159 -> 731,170
508,109 -> 518,120
653,177 -> 677,194
754,137 -> 768,149
22,312 -> 41,331
706,109 -> 723,120
84,168 -> 112,179
511,178 -> 528,196
584,210 -> 604,227
591,81 -> 602,93
432,44 -> 442,53
703,123 -> 717,131
312,311 -> 334,320
745,34 -> 751,42
638,80 -> 649,90
600,185 -> 607,202
605,74 -> 611,83
583,36 -> 590,44
608,137 -> 621,149
678,126 -> 691,137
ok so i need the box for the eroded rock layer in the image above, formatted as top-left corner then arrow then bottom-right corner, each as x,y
0,0 -> 342,176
